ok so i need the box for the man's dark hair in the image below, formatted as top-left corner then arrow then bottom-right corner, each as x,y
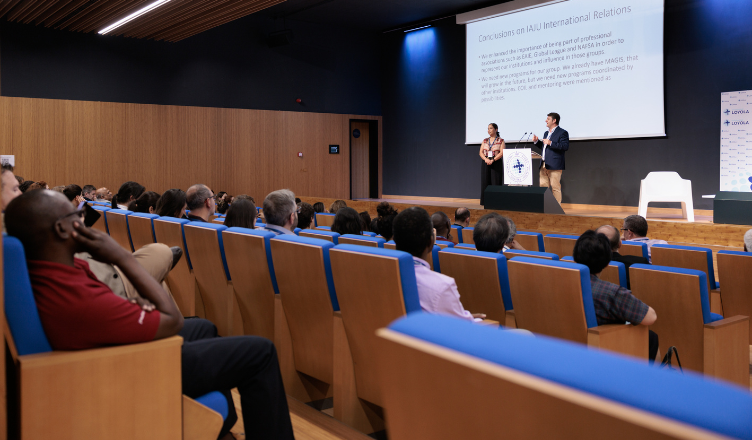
454,207 -> 470,223
297,202 -> 315,229
331,207 -> 362,235
186,184 -> 213,210
1,163 -> 14,174
112,181 -> 145,209
15,175 -> 23,185
623,215 -> 648,237
573,230 -> 612,275
393,207 -> 433,258
6,190 -> 69,250
156,189 -> 187,218
223,198 -> 257,229
548,112 -> 561,125
596,225 -> 620,251
473,213 -> 510,253
62,184 -> 82,202
431,211 -> 452,240
82,184 -> 96,195
19,180 -> 34,193
295,198 -> 301,205
313,202 -> 325,213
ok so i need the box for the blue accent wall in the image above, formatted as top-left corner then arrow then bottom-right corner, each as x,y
381,0 -> 752,208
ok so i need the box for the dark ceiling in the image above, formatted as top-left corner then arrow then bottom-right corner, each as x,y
258,0 -> 512,32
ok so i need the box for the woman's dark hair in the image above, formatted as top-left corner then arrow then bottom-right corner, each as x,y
127,191 -> 161,213
62,184 -> 82,202
331,207 -> 362,235
112,181 -> 145,209
376,213 -> 398,241
297,202 -> 315,230
19,180 -> 34,193
313,202 -> 325,213
376,201 -> 397,218
393,207 -> 433,258
155,189 -> 187,218
223,198 -> 257,229
359,211 -> 372,232
473,213 -> 510,253
489,122 -> 498,132
573,230 -> 612,275
216,198 -> 231,214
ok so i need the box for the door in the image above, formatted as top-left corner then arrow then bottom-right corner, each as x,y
350,121 -> 370,199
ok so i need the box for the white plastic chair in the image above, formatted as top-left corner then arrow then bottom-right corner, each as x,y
638,172 -> 694,222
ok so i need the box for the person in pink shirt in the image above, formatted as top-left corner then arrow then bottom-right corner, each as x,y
393,207 -> 485,321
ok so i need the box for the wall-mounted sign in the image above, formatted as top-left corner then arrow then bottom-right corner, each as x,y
329,145 -> 340,154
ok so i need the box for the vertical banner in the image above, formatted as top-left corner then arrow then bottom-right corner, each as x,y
721,90 -> 752,191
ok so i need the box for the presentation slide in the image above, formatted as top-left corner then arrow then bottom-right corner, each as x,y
465,0 -> 665,144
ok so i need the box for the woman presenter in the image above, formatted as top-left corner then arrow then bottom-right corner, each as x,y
479,122 -> 505,205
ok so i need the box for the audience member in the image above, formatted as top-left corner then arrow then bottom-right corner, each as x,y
331,207 -> 362,235
374,202 -> 398,240
51,185 -> 65,193
29,181 -> 49,191
223,198 -> 257,229
621,214 -> 667,263
127,191 -> 161,214
155,189 -> 187,218
431,211 -> 457,245
473,212 -> 510,253
82,185 -> 97,201
295,197 -> 301,205
297,202 -> 315,230
63,184 -> 85,207
313,202 -> 325,213
5,190 -> 294,439
263,189 -> 297,235
745,229 -> 752,252
329,199 -> 347,214
216,197 -> 231,215
573,230 -> 659,362
359,211 -> 372,232
454,207 -> 471,228
596,225 -> 649,289
393,207 -> 484,321
2,166 -> 21,211
14,175 -> 23,186
112,181 -> 146,210
19,180 -> 34,193
96,187 -> 112,201
185,184 -> 215,222
503,217 -> 526,251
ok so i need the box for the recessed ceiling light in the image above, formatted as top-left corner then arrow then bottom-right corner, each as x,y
98,0 -> 173,35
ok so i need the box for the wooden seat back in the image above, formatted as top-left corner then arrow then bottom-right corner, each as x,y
128,213 -> 158,250
338,234 -> 385,248
507,257 -> 597,344
153,218 -> 196,316
376,313 -> 752,440
504,250 -> 558,261
542,234 -> 578,259
222,227 -> 279,340
329,245 -> 421,406
561,257 -> 627,288
461,227 -> 474,245
621,241 -> 649,260
717,250 -> 752,342
183,222 -> 242,336
104,209 -> 134,251
629,265 -> 708,372
384,241 -> 396,250
316,213 -> 336,227
438,248 -> 512,322
271,235 -> 338,383
651,244 -> 718,293
515,231 -> 544,252
299,229 -> 339,244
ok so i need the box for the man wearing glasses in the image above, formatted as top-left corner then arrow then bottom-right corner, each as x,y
621,214 -> 667,263
185,184 -> 215,222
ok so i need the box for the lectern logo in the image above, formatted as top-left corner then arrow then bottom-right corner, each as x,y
724,109 -> 731,115
505,150 -> 531,185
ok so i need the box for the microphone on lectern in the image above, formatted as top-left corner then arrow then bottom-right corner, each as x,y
516,132 -> 528,149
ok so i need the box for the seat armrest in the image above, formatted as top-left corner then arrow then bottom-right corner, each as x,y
478,319 -> 499,327
587,324 -> 648,361
504,310 -> 517,329
704,315 -> 749,387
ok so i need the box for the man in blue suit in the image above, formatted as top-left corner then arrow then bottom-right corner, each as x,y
532,112 -> 569,204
